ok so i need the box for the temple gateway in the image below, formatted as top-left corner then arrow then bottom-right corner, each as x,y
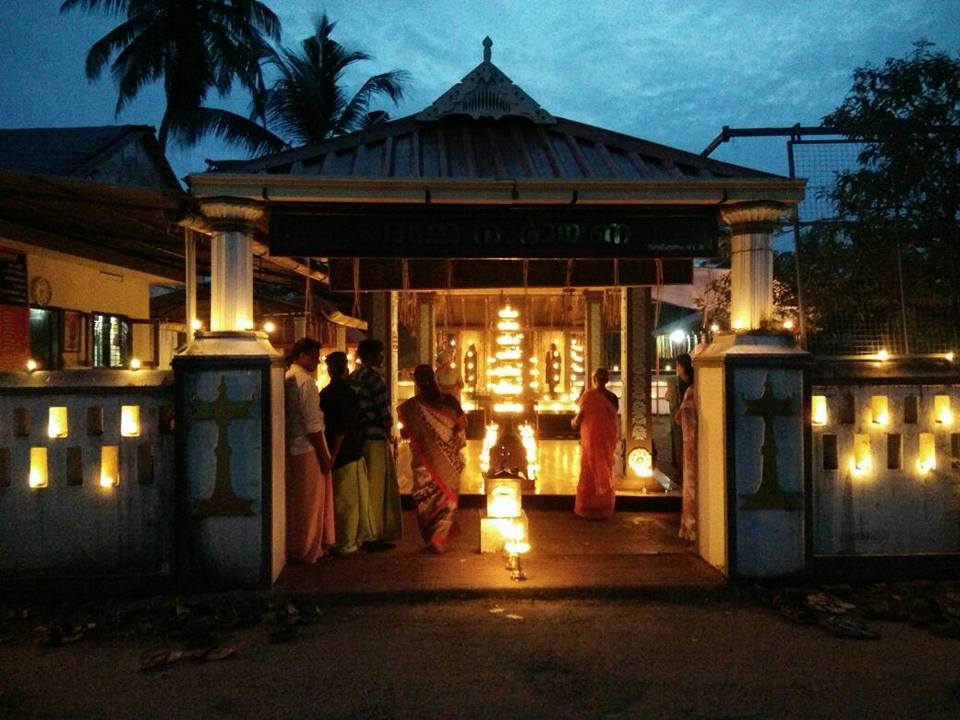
174,38 -> 802,584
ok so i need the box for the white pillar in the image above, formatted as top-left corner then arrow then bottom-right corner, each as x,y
184,229 -> 199,341
201,199 -> 265,332
720,202 -> 788,331
367,291 -> 399,411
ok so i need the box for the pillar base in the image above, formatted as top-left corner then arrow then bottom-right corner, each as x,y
172,332 -> 286,589
694,331 -> 812,579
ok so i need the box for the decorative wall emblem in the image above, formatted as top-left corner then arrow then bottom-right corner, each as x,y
191,375 -> 255,516
740,374 -> 801,510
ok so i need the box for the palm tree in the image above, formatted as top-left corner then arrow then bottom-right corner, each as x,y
261,14 -> 409,146
61,0 -> 281,153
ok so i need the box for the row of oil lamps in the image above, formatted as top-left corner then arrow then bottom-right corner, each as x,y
811,394 -> 955,477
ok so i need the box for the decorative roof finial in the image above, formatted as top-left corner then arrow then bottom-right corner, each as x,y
483,36 -> 492,63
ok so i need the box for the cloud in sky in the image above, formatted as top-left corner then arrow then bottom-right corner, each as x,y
0,0 -> 958,179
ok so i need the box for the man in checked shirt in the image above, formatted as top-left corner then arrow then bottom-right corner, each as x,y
349,338 -> 402,548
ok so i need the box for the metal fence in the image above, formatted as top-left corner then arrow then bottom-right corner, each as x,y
705,126 -> 956,356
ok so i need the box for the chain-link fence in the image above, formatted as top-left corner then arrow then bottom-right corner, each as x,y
788,133 -> 956,356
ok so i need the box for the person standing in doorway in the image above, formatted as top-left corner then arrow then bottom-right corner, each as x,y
349,339 -> 402,548
398,364 -> 466,552
571,367 -> 619,519
435,348 -> 464,401
284,338 -> 335,563
668,353 -> 693,477
321,351 -> 373,555
675,354 -> 697,541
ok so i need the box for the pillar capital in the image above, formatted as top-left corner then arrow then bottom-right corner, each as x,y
720,201 -> 791,235
199,197 -> 266,234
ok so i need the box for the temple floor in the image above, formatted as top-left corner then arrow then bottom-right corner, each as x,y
395,416 -> 680,497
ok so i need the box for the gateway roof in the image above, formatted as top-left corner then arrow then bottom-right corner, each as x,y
207,38 -> 778,182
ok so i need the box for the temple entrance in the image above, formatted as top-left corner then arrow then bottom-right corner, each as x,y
383,289 -> 680,499
182,37 -> 802,584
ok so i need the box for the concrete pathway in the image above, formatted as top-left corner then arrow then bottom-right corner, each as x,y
277,509 -> 724,601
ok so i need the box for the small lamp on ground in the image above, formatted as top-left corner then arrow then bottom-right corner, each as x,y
504,517 -> 530,581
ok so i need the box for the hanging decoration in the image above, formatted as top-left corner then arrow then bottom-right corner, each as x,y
569,335 -> 585,396
546,342 -> 562,396
488,301 -> 525,414
464,343 -> 478,394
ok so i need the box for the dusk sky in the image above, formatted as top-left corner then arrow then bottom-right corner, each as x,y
1,1 -> 959,182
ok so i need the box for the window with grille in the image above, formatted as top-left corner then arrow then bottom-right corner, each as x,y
92,313 -> 130,368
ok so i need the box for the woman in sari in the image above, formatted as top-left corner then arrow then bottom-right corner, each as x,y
675,355 -> 698,541
571,368 -> 619,519
398,364 -> 467,552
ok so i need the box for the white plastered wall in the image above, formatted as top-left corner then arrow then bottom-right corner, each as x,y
1,236 -> 174,366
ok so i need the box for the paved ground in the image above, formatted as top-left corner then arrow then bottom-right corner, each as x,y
278,509 -> 718,600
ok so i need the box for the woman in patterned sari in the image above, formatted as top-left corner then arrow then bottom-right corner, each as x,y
398,364 -> 466,552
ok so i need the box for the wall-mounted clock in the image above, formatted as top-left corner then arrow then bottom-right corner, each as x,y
31,276 -> 52,306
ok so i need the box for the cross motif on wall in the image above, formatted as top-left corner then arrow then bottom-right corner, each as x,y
740,374 -> 802,511
191,375 -> 255,516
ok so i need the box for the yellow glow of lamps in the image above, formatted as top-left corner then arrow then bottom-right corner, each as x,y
191,318 -> 203,331
263,321 -> 276,333
121,405 -> 141,437
934,395 -> 953,425
25,358 -> 38,372
486,478 -> 522,518
850,433 -> 871,476
811,396 -> 828,426
504,518 -> 530,555
710,323 -> 720,333
875,349 -> 890,361
870,395 -> 889,426
29,447 -> 48,488
100,445 -> 119,487
628,447 -> 654,478
48,407 -> 68,438
917,433 -> 936,474
129,358 -> 141,371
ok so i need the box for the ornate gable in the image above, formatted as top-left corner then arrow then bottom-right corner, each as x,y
416,37 -> 556,124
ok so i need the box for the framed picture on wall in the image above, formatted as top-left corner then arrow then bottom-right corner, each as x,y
63,309 -> 82,353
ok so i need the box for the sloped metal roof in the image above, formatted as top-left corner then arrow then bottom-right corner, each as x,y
207,37 -> 778,182
0,125 -> 181,190
209,113 -> 778,181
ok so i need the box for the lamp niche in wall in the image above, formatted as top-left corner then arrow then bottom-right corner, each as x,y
29,447 -> 48,488
917,433 -> 936,475
870,395 -> 889,426
934,395 -> 953,426
811,396 -> 828,426
121,405 -> 140,437
100,446 -> 119,487
850,433 -> 871,477
47,407 -> 68,438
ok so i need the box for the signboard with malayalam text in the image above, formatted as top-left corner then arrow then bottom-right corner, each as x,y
270,205 -> 719,259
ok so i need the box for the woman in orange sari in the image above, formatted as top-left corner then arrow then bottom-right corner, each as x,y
398,364 -> 467,552
571,368 -> 619,519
